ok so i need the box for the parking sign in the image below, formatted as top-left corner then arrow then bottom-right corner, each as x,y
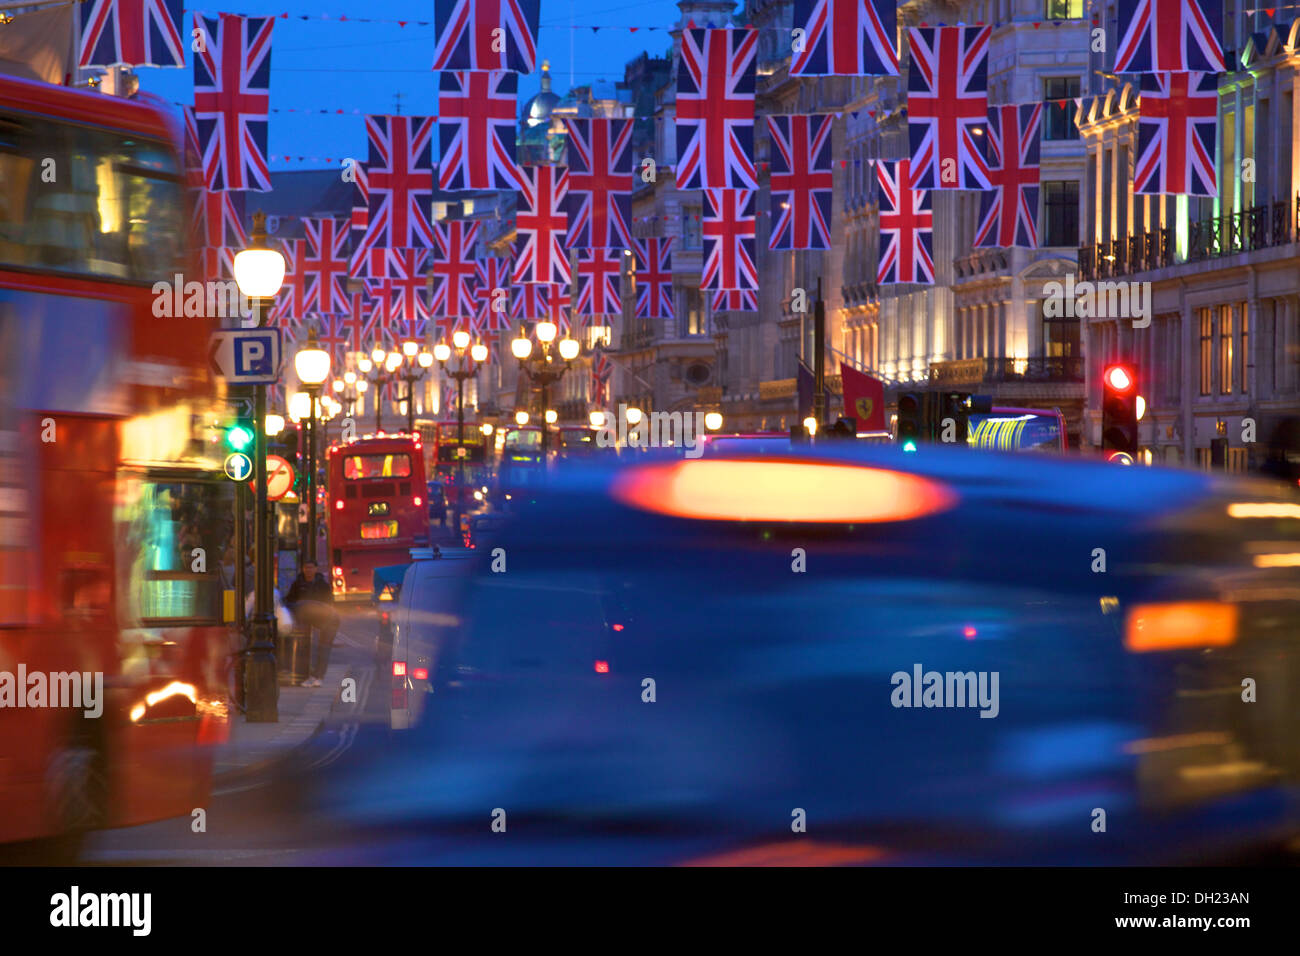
209,329 -> 283,385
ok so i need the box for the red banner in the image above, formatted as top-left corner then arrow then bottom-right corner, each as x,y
840,363 -> 885,433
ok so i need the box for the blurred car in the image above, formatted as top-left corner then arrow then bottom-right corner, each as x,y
308,446 -> 1300,864
426,480 -> 447,526
465,512 -> 508,550
371,563 -> 409,666
388,546 -> 477,730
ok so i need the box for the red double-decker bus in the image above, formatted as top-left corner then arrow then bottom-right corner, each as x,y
326,433 -> 430,598
0,75 -> 229,854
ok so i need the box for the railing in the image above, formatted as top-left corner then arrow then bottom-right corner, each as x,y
928,356 -> 1085,386
1080,197 -> 1298,278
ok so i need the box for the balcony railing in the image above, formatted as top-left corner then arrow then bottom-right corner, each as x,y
1079,197 -> 1299,279
927,356 -> 1085,386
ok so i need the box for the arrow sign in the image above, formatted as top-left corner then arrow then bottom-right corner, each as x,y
209,329 -> 284,385
223,395 -> 254,417
223,452 -> 253,482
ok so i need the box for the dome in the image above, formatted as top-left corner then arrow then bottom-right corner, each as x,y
522,60 -> 560,129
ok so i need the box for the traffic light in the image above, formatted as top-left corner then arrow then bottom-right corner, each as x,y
225,420 -> 254,453
1101,363 -> 1139,462
897,393 -> 922,451
939,392 -> 970,445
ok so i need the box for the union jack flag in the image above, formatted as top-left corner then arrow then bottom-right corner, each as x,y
767,114 -> 834,250
591,351 -> 613,406
317,313 -> 353,366
974,104 -> 1042,249
701,189 -> 757,292
1114,0 -> 1225,74
362,115 -> 437,250
430,220 -> 481,321
575,248 -> 624,316
472,257 -> 514,332
349,163 -> 378,277
876,159 -> 933,285
369,248 -> 432,326
302,218 -> 352,315
80,0 -> 185,69
514,165 -> 570,285
438,71 -> 523,192
1134,72 -> 1218,197
511,281 -> 550,322
711,289 -> 758,311
906,26 -> 990,191
789,0 -> 898,76
563,118 -> 633,249
634,237 -> 674,320
343,289 -> 383,355
431,0 -> 539,73
547,284 -> 573,333
192,13 -> 273,191
271,237 -> 309,325
676,29 -> 759,190
190,190 -> 246,278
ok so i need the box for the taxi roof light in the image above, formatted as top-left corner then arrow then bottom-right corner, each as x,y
610,460 -> 956,524
1124,602 -> 1238,653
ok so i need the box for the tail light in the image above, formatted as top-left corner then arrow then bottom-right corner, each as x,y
413,668 -> 428,681
1125,602 -> 1238,653
611,623 -> 625,632
380,611 -> 390,623
594,660 -> 610,674
333,566 -> 343,577
414,496 -> 423,507
392,660 -> 407,677
335,500 -> 344,510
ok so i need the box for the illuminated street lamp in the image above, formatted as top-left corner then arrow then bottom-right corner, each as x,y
513,322 -> 580,455
436,331 -> 489,537
232,211 -> 286,723
589,410 -> 606,428
704,412 -> 723,431
294,327 -> 332,567
515,410 -> 530,426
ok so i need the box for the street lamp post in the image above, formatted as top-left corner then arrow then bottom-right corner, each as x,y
434,330 -> 488,540
294,328 -> 331,566
398,339 -> 436,433
511,320 -> 580,457
232,211 -> 286,723
356,346 -> 406,432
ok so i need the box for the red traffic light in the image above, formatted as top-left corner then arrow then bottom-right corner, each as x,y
1104,365 -> 1135,393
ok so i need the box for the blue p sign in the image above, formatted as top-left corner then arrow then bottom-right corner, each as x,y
236,337 -> 272,376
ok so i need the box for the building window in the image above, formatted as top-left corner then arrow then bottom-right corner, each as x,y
1240,301 -> 1249,393
1043,314 -> 1080,358
1199,308 -> 1213,395
1045,0 -> 1084,18
682,288 -> 704,336
1219,305 -> 1233,394
1043,77 -> 1081,141
1042,180 -> 1079,247
682,206 -> 702,250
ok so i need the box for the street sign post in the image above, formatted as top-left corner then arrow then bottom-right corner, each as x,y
209,329 -> 284,385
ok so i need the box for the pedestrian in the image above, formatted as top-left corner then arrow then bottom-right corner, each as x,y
285,560 -> 339,688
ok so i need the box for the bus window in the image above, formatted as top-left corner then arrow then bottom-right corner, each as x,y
0,112 -> 184,280
116,477 -> 226,625
344,453 -> 412,479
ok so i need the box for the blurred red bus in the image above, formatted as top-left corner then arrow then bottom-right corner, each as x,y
327,433 -> 429,598
0,76 -> 229,852
428,420 -> 488,510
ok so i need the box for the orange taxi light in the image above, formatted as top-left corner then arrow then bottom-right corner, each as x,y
1124,601 -> 1238,653
610,460 -> 957,524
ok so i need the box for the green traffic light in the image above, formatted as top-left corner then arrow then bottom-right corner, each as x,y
902,440 -> 918,452
226,423 -> 254,451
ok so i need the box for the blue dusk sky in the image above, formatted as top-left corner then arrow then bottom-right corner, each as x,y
138,0 -> 696,169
